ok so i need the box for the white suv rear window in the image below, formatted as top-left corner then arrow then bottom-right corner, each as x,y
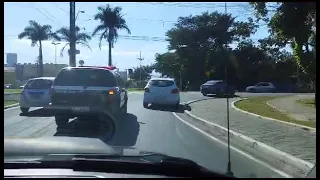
150,80 -> 175,87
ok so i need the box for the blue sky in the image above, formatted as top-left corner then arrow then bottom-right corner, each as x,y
4,2 -> 271,71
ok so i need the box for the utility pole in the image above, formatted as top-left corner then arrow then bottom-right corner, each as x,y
69,2 -> 76,67
137,51 -> 144,82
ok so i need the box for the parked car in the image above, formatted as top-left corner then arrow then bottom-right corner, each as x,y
246,82 -> 276,93
143,78 -> 180,109
19,77 -> 55,113
200,80 -> 236,97
47,66 -> 128,130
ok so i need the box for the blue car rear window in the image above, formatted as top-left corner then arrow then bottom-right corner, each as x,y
25,79 -> 53,89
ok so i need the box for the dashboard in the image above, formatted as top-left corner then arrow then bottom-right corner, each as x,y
4,169 -> 174,178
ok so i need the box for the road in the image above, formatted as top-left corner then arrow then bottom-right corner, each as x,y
4,92 -> 296,178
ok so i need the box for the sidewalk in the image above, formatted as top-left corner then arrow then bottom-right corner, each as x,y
188,97 -> 316,163
268,95 -> 316,121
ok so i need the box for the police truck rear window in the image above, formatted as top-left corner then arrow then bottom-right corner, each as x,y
54,68 -> 117,87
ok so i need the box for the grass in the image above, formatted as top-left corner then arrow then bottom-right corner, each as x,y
235,96 -> 316,128
4,100 -> 19,107
127,88 -> 144,92
4,89 -> 22,93
296,98 -> 315,108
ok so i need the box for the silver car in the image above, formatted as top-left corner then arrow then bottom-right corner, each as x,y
246,82 -> 276,93
19,77 -> 55,113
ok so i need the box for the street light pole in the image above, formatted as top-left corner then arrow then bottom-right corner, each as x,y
52,42 -> 60,65
52,42 -> 60,71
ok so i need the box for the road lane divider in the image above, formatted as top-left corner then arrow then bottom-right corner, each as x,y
172,99 -> 315,178
172,112 -> 292,178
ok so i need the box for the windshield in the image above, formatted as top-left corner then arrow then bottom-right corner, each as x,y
4,2 -> 316,178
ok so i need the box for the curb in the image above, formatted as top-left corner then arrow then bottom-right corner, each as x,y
4,103 -> 19,109
232,99 -> 316,133
182,98 -> 315,177
4,92 -> 21,95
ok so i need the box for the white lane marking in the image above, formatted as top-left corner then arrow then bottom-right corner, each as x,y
4,106 -> 20,112
172,112 -> 292,178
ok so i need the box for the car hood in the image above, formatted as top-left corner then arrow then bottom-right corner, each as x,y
4,136 -> 147,158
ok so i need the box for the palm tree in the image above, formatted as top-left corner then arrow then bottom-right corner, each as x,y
55,26 -> 92,59
92,4 -> 131,66
18,20 -> 60,77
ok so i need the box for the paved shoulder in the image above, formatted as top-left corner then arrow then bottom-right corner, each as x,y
188,98 -> 316,162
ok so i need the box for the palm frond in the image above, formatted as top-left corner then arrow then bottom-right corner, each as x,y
92,24 -> 105,36
76,42 -> 92,51
60,43 -> 70,57
99,30 -> 107,50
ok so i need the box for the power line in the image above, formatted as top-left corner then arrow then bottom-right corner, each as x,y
52,3 -> 68,14
35,8 -> 63,26
41,8 -> 64,26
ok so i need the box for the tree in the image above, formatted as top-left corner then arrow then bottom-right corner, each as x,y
18,20 -> 60,77
92,4 -> 131,66
159,11 -> 257,90
55,26 -> 92,58
250,2 -> 316,84
130,65 -> 154,82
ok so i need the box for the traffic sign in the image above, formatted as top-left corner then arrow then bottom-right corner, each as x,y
206,71 -> 211,77
68,49 -> 80,55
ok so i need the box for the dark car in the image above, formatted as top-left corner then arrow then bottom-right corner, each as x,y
47,66 -> 128,130
200,80 -> 236,97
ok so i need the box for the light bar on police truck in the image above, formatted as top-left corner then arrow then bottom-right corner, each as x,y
78,65 -> 117,70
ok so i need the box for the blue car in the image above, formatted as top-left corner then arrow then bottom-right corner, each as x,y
200,80 -> 236,97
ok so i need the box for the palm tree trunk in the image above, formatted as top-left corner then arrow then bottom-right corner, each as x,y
38,41 -> 44,77
108,40 -> 112,66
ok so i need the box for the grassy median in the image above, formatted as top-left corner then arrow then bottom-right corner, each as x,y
296,98 -> 315,108
234,96 -> 316,128
4,100 -> 19,107
4,89 -> 22,93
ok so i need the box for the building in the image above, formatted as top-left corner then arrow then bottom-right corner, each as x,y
4,63 -> 68,83
20,63 -> 68,80
118,70 -> 128,80
6,53 -> 17,67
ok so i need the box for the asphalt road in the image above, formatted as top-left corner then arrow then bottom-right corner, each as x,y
4,92 -> 296,178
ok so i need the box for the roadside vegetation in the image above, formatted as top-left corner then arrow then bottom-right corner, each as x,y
4,100 -> 19,107
235,96 -> 316,128
4,89 -> 22,93
296,98 -> 315,108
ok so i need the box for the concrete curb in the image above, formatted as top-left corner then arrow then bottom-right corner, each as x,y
183,98 -> 315,177
4,92 -> 21,95
4,103 -> 19,109
232,99 -> 316,133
